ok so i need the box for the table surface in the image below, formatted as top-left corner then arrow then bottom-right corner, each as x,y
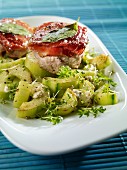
0,0 -> 127,169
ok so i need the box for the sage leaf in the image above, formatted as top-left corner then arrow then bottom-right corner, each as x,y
42,21 -> 78,43
0,23 -> 31,36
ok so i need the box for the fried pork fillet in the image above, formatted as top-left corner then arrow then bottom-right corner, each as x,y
0,18 -> 33,58
29,21 -> 88,74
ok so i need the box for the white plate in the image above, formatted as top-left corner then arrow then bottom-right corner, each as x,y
0,16 -> 127,155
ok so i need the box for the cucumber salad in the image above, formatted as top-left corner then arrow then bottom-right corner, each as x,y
0,18 -> 118,124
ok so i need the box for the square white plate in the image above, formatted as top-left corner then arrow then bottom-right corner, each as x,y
0,16 -> 127,155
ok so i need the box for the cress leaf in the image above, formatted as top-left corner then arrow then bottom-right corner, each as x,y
57,66 -> 82,78
94,72 -> 117,87
41,115 -> 63,125
78,106 -> 106,118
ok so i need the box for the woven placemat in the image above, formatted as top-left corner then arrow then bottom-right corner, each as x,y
1,132 -> 127,169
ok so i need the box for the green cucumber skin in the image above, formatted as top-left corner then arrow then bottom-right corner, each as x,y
56,88 -> 78,116
17,97 -> 47,118
8,65 -> 32,83
17,88 -> 77,118
0,91 -> 9,100
111,94 -> 118,105
0,58 -> 25,71
94,92 -> 118,105
0,83 -> 9,100
13,81 -> 31,108
0,65 -> 32,83
42,78 -> 57,94
42,77 -> 78,97
0,71 -> 8,84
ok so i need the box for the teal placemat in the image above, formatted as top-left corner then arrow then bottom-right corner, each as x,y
0,0 -> 127,169
1,132 -> 127,169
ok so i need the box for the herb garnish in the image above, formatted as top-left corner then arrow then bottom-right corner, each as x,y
39,97 -> 63,125
94,72 -> 117,87
0,23 -> 31,36
0,99 -> 8,104
7,82 -> 18,100
5,80 -> 19,100
42,21 -> 78,42
78,106 -> 106,118
57,66 -> 79,78
41,115 -> 63,125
